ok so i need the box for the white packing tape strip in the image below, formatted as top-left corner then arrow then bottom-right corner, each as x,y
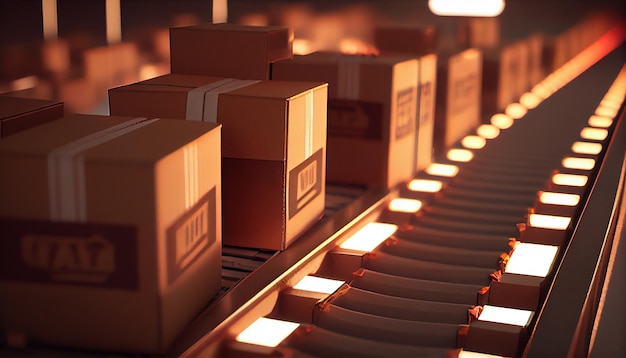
201,79 -> 260,123
185,79 -> 234,121
305,90 -> 314,158
48,117 -> 157,222
337,58 -> 361,100
183,143 -> 199,210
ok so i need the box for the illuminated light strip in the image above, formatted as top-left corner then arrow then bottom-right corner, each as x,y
505,102 -> 528,119
462,135 -> 487,149
105,0 -> 121,45
428,0 -> 505,17
477,124 -> 500,139
479,305 -> 533,327
519,92 -> 542,109
490,113 -> 514,130
529,213 -> 571,230
539,191 -> 580,206
425,163 -> 459,177
505,242 -> 559,277
339,222 -> 398,252
42,0 -> 58,41
562,157 -> 596,170
580,127 -> 608,141
407,179 -> 443,193
552,173 -> 588,187
595,105 -> 619,118
388,198 -> 422,213
458,350 -> 506,358
235,317 -> 299,348
587,115 -> 613,128
447,148 -> 474,162
571,141 -> 602,155
293,275 -> 344,295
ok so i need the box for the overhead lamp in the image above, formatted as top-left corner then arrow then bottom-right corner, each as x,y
429,0 -> 505,17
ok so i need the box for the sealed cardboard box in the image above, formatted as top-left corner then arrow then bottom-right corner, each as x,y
170,23 -> 293,80
109,74 -> 327,250
482,40 -> 529,116
0,96 -> 64,138
272,52 -> 419,189
435,48 -> 483,157
0,115 -> 222,353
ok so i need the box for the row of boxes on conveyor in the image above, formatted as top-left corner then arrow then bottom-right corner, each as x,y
0,15 -> 620,355
217,22 -> 626,358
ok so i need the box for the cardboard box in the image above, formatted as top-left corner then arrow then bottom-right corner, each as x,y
0,96 -> 64,138
374,25 -> 438,56
109,74 -> 328,250
0,115 -> 222,353
482,40 -> 529,116
435,48 -> 482,157
488,274 -> 548,311
83,42 -> 140,91
170,23 -> 293,80
272,52 -> 419,189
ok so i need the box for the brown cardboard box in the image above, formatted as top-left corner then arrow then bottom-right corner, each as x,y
109,74 -> 328,250
482,40 -> 529,116
272,52 -> 419,189
170,23 -> 293,80
0,96 -> 64,138
488,274 -> 548,311
435,48 -> 482,157
83,42 -> 140,91
374,25 -> 438,56
0,115 -> 222,353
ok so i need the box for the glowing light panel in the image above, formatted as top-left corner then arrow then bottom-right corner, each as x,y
236,317 -> 299,347
490,113 -> 514,129
479,305 -> 533,327
519,92 -> 541,109
407,179 -> 443,193
429,0 -> 505,17
293,276 -> 344,295
595,105 -> 618,118
572,141 -> 602,155
462,135 -> 487,149
477,124 -> 500,139
388,198 -> 422,213
529,213 -> 571,230
339,222 -> 398,252
458,350 -> 506,358
447,148 -> 474,162
539,191 -> 580,206
562,157 -> 596,170
505,103 -> 528,119
552,173 -> 588,187
580,127 -> 609,141
425,163 -> 459,177
505,243 -> 559,277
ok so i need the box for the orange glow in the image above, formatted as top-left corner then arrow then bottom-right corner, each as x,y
529,213 -> 571,230
479,305 -> 533,327
490,113 -> 514,129
462,135 -> 487,149
571,141 -> 602,155
339,38 -> 379,55
212,0 -> 228,23
505,103 -> 528,119
447,148 -> 474,162
588,115 -> 613,128
407,179 -> 443,193
428,0 -> 506,17
595,105 -> 619,118
539,191 -> 580,206
562,157 -> 596,170
552,173 -> 588,187
388,198 -> 422,213
105,0 -> 121,45
425,163 -> 459,177
293,276 -> 344,294
477,124 -> 500,139
10,76 -> 38,92
505,242 -> 558,277
519,92 -> 542,109
531,83 -> 551,99
339,222 -> 398,252
580,127 -> 609,141
42,0 -> 58,41
458,350 -> 506,358
293,39 -> 315,55
236,317 -> 299,347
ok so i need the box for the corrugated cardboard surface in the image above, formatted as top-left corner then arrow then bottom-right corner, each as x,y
0,115 -> 222,353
